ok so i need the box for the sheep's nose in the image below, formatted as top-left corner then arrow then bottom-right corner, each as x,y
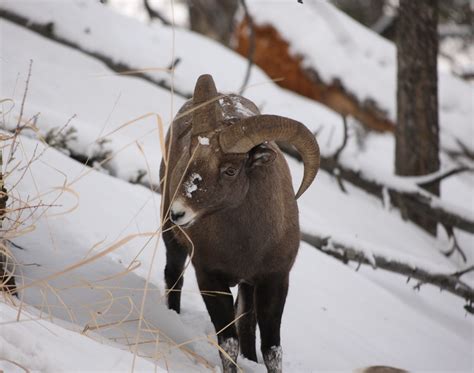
170,210 -> 185,223
169,199 -> 197,227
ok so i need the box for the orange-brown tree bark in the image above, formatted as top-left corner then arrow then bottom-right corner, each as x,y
235,20 -> 395,132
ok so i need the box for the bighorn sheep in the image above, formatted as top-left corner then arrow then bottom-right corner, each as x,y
160,75 -> 319,373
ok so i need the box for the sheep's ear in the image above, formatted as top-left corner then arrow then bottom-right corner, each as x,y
248,144 -> 277,168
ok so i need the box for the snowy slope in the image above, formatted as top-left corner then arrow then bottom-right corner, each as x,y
0,17 -> 342,185
2,0 -> 472,218
0,0 -> 343,158
2,134 -> 472,372
1,16 -> 465,280
0,19 -> 182,184
1,1 -> 473,372
0,302 -> 161,373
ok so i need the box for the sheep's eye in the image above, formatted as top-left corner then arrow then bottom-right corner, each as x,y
224,167 -> 237,177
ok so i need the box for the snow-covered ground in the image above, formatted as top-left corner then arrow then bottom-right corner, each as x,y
1,1 -> 473,372
1,135 -> 471,372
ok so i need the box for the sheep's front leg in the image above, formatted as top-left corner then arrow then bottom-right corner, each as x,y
235,282 -> 257,362
256,273 -> 289,373
196,270 -> 239,373
163,228 -> 188,314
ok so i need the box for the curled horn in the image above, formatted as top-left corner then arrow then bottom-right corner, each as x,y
192,74 -> 220,135
219,115 -> 320,199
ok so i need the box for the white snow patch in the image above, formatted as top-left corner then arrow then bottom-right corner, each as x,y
234,100 -> 256,117
218,96 -> 257,120
198,136 -> 210,146
184,172 -> 202,198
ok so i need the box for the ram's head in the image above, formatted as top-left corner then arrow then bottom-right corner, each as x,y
167,75 -> 319,227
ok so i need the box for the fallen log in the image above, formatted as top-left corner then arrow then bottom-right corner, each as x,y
0,8 -> 191,99
301,231 -> 474,308
235,19 -> 395,132
278,142 -> 474,234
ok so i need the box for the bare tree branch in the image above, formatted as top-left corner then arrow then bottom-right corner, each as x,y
327,115 -> 349,192
5,60 -> 33,174
331,115 -> 349,161
442,225 -> 467,262
301,231 -> 474,306
143,0 -> 171,26
451,265 -> 474,278
451,138 -> 474,161
416,166 -> 474,188
317,155 -> 474,234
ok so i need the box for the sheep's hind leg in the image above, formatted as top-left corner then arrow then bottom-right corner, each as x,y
163,229 -> 188,313
196,270 -> 239,373
255,273 -> 289,373
235,282 -> 257,362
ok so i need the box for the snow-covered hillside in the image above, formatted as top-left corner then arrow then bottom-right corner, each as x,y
1,1 -> 473,372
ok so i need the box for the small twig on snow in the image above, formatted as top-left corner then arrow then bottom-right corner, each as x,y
6,60 -> 33,168
143,0 -> 171,25
455,138 -> 474,161
442,225 -> 467,263
451,265 -> 474,278
416,166 -> 474,188
328,115 -> 349,193
167,57 -> 181,72
331,115 -> 349,161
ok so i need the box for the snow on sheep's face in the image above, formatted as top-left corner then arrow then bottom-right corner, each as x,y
168,133 -> 276,228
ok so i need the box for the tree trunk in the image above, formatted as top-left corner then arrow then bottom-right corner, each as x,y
395,0 -> 440,235
187,0 -> 239,46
